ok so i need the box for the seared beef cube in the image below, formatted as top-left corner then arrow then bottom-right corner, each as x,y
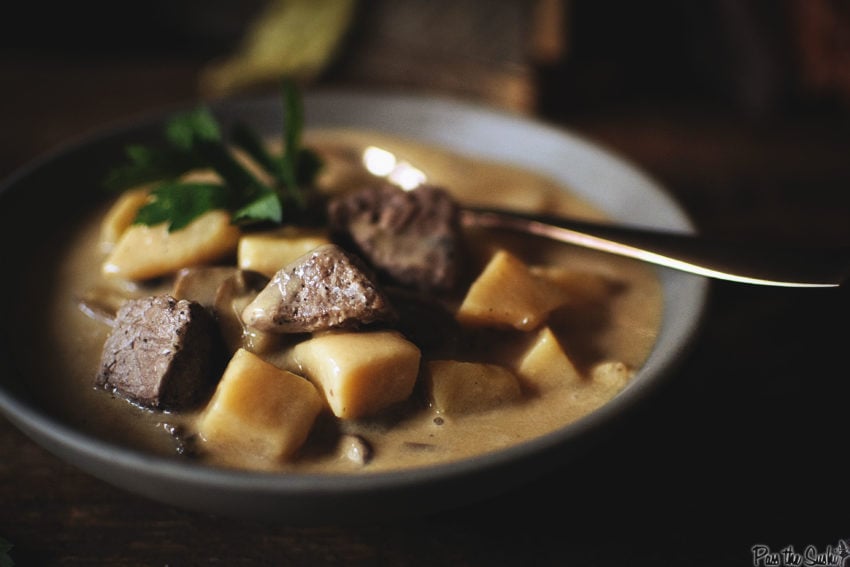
96,295 -> 218,410
327,184 -> 463,292
242,243 -> 396,333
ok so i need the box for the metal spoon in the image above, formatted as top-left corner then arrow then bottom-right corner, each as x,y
460,207 -> 850,288
362,146 -> 850,288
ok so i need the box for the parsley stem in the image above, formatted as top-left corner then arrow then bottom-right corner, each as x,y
194,139 -> 270,206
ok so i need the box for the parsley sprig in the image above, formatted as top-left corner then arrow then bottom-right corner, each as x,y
104,80 -> 322,232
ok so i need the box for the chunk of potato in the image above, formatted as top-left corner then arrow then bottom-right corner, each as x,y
564,360 -> 635,409
238,226 -> 331,278
426,360 -> 522,415
512,326 -> 582,394
290,330 -> 421,419
102,210 -> 241,281
197,348 -> 323,463
455,249 -> 567,331
590,360 -> 633,395
98,169 -> 232,255
99,187 -> 151,253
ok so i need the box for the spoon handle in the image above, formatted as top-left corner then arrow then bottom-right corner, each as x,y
461,207 -> 850,288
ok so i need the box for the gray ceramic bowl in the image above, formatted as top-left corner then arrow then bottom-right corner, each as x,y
0,89 -> 708,522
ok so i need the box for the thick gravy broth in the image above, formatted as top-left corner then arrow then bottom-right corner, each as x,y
25,129 -> 663,473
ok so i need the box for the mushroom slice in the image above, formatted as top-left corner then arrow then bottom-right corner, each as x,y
212,269 -> 277,354
172,266 -> 242,308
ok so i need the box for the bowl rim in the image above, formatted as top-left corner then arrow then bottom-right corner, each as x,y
0,86 -> 709,519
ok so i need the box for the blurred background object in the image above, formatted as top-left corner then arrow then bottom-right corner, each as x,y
199,0 -> 356,97
4,0 -> 850,117
324,0 -> 539,112
793,0 -> 850,108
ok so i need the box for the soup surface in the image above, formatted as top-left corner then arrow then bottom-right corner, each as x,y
20,128 -> 663,473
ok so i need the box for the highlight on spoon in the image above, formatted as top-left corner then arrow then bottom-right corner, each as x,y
461,208 -> 847,288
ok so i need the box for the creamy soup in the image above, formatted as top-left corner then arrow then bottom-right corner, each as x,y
20,129 -> 663,474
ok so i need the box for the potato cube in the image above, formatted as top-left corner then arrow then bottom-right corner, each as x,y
426,360 -> 522,415
590,360 -> 633,395
512,326 -> 582,394
238,226 -> 331,278
99,187 -> 151,253
455,249 -> 567,331
197,348 -> 322,463
102,210 -> 241,281
290,331 -> 420,419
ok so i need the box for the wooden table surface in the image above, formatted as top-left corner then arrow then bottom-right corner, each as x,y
1,47 -> 849,566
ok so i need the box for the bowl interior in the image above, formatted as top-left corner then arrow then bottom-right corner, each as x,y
0,88 -> 708,521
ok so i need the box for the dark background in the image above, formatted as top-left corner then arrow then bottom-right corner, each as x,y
1,1 -> 849,565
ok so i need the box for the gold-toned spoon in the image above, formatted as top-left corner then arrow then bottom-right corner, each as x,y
362,146 -> 850,288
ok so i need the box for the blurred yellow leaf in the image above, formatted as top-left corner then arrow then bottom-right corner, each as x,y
200,0 -> 356,97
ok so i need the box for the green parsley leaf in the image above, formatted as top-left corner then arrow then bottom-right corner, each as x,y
194,138 -> 272,205
103,78 -> 322,231
165,107 -> 222,149
134,182 -> 229,232
231,122 -> 285,180
232,190 -> 283,225
296,148 -> 323,187
280,78 -> 306,207
103,144 -> 201,193
229,79 -> 316,196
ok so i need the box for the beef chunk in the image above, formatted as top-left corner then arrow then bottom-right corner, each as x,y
95,295 -> 218,410
327,184 -> 463,292
241,243 -> 396,333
